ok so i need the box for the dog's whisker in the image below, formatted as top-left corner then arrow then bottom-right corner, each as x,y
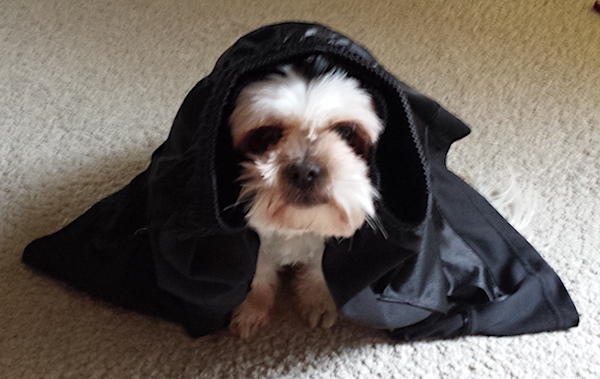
222,203 -> 238,212
222,197 -> 252,212
366,214 -> 388,239
334,179 -> 372,184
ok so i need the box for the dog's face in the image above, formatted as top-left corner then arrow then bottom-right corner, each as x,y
229,66 -> 383,237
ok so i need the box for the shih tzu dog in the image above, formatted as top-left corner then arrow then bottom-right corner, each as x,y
228,56 -> 384,339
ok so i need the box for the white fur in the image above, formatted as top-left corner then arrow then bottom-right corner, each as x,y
473,174 -> 540,244
228,68 -> 382,338
230,68 -> 382,146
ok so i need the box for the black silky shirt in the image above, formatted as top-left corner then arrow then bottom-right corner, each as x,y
23,22 -> 578,340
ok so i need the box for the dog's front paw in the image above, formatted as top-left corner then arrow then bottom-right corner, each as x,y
229,303 -> 270,339
229,286 -> 275,339
296,280 -> 338,329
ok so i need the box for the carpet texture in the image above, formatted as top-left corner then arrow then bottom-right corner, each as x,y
1,1 -> 598,378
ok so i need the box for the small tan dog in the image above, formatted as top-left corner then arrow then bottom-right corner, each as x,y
228,57 -> 383,339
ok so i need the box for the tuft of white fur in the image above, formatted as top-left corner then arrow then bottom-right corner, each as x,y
473,174 -> 539,241
229,69 -> 382,146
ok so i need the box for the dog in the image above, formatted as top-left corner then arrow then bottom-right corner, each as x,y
228,56 -> 384,339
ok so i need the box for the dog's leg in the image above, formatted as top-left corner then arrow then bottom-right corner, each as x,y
294,254 -> 338,329
229,250 -> 279,339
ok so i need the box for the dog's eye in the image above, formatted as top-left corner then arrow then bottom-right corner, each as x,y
332,122 -> 370,158
241,126 -> 284,155
333,123 -> 357,143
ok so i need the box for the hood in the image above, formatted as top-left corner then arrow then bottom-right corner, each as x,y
146,22 -> 430,238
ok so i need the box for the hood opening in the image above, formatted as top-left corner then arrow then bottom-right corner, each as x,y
214,51 -> 428,233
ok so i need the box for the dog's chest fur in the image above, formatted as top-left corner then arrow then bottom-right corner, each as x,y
257,231 -> 326,267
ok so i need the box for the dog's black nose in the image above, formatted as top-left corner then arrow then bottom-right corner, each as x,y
284,160 -> 324,190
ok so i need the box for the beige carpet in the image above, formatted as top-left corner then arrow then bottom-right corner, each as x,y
1,1 -> 599,378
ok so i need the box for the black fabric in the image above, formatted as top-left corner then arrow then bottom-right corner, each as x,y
22,22 -> 578,340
